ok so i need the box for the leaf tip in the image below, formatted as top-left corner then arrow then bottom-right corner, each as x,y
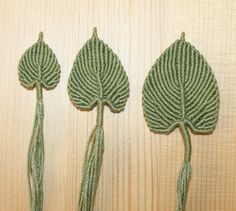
38,32 -> 43,42
92,27 -> 99,39
180,32 -> 185,41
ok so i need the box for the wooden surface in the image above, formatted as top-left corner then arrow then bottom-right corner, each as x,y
0,0 -> 236,210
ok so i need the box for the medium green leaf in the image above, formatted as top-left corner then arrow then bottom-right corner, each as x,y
68,28 -> 129,211
142,33 -> 219,134
18,32 -> 60,90
68,28 -> 129,112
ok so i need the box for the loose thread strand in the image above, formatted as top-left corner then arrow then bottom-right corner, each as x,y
78,126 -> 104,211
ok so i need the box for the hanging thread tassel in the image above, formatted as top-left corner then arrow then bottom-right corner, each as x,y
78,126 -> 104,211
78,101 -> 104,211
176,161 -> 191,211
27,84 -> 44,211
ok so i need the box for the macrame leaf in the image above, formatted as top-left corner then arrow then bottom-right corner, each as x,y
18,32 -> 60,90
143,33 -> 219,134
68,28 -> 129,112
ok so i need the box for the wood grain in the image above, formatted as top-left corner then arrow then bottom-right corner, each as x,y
0,0 -> 236,210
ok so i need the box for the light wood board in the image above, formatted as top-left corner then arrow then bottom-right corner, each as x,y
0,0 -> 236,210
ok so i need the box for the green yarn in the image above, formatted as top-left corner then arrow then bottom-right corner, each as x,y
68,27 -> 129,211
177,161 -> 191,211
78,125 -> 104,211
142,32 -> 219,211
18,32 -> 61,211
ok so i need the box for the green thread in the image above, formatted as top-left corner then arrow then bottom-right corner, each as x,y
177,160 -> 191,211
18,32 -> 61,211
68,27 -> 129,211
142,32 -> 219,211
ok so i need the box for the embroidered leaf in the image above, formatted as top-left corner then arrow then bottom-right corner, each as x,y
68,28 -> 129,211
142,33 -> 219,211
18,32 -> 60,90
18,32 -> 61,211
143,33 -> 219,134
68,28 -> 129,112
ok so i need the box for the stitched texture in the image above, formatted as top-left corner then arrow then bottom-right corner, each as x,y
68,28 -> 129,211
142,32 -> 219,211
18,32 -> 60,211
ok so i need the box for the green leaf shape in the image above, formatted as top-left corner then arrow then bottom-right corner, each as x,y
18,32 -> 61,211
68,28 -> 129,112
18,32 -> 60,90
142,33 -> 219,134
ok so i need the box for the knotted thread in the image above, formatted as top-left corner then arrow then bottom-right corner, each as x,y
78,101 -> 104,211
28,83 -> 44,211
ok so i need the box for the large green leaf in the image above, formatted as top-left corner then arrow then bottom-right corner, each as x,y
142,33 -> 219,134
18,32 -> 60,90
68,28 -> 129,112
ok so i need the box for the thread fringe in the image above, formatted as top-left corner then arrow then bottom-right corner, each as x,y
176,161 -> 192,211
78,126 -> 104,211
27,95 -> 44,211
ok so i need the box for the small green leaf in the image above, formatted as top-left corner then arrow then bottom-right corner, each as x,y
143,32 -> 219,134
18,32 -> 61,211
68,28 -> 129,112
18,32 -> 60,90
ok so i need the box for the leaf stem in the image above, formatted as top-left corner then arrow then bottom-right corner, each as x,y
179,123 -> 191,162
78,100 -> 104,211
36,83 -> 43,100
96,100 -> 104,127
